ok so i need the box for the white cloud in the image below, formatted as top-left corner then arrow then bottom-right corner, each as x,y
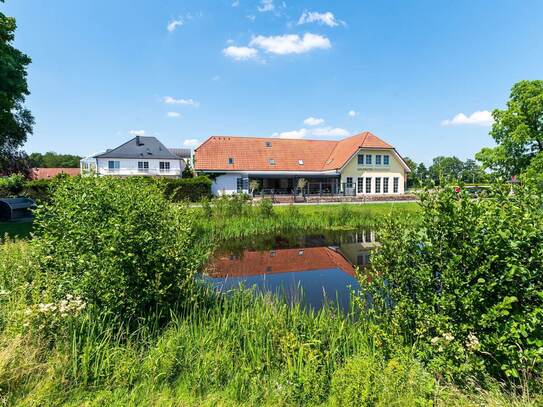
223,45 -> 259,61
166,112 -> 181,118
273,128 -> 309,139
163,96 -> 200,107
258,0 -> 274,12
232,0 -> 240,6
303,117 -> 324,126
297,11 -> 343,27
348,110 -> 358,117
167,19 -> 183,32
246,14 -> 256,21
272,126 -> 349,139
183,139 -> 199,147
311,127 -> 350,137
129,129 -> 146,137
441,110 -> 494,126
212,75 -> 221,81
249,33 -> 331,55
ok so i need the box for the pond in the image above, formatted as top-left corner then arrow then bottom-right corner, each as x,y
204,229 -> 378,312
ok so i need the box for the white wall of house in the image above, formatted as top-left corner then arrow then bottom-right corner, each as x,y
340,148 -> 407,194
95,158 -> 184,177
211,173 -> 248,195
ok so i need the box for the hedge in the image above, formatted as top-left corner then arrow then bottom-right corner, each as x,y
161,176 -> 212,202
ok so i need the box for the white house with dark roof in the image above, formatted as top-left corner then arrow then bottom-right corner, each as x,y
81,136 -> 190,177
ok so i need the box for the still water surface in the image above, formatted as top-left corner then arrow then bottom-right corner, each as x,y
205,230 -> 377,312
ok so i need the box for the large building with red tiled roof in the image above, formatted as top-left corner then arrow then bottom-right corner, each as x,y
194,131 -> 410,196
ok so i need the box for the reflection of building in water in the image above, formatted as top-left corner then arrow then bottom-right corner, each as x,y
336,229 -> 378,269
207,247 -> 356,278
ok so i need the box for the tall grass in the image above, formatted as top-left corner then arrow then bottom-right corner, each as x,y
192,200 -> 420,240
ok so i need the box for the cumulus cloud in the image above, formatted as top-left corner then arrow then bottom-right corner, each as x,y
303,117 -> 324,126
249,33 -> 331,55
129,130 -> 146,137
441,110 -> 494,126
272,126 -> 349,139
167,19 -> 183,32
258,0 -> 274,12
297,11 -> 343,27
183,139 -> 199,147
223,45 -> 259,61
166,112 -> 181,118
163,96 -> 200,107
348,110 -> 358,117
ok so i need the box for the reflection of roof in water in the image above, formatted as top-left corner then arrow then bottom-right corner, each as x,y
207,247 -> 356,278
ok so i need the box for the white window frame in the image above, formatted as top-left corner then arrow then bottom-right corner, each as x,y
159,161 -> 171,172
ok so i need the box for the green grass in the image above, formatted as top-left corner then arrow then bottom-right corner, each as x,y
0,220 -> 33,240
193,202 -> 420,240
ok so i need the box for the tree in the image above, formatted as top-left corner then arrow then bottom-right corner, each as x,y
461,159 -> 486,184
476,80 -> 543,179
28,152 -> 81,168
0,1 -> 34,172
428,156 -> 464,184
0,149 -> 30,177
403,156 -> 418,188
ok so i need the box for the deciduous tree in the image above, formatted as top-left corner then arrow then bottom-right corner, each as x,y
0,1 -> 34,172
476,80 -> 543,178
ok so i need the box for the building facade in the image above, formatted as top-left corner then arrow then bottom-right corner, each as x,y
81,136 -> 190,177
194,132 -> 410,196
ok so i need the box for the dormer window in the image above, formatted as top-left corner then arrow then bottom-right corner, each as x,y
228,157 -> 234,165
269,158 -> 276,165
298,160 -> 304,165
265,141 -> 272,147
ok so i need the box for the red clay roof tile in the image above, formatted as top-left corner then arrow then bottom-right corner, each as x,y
194,132 -> 393,172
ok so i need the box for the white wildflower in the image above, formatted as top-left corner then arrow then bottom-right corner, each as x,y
443,332 -> 455,342
466,332 -> 480,351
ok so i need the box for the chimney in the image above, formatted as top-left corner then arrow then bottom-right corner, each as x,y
135,135 -> 141,146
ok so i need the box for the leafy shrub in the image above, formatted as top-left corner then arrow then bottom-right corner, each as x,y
0,173 -> 25,196
361,185 -> 543,387
32,176 -> 207,320
21,179 -> 53,202
161,176 -> 211,202
330,353 -> 434,406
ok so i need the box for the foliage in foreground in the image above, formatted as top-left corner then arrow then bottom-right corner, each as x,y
31,176 -> 209,321
1,246 -> 537,407
362,185 -> 543,390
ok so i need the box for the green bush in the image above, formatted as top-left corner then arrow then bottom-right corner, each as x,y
31,176 -> 208,320
0,173 -> 25,196
330,353 -> 434,406
21,179 -> 53,202
361,185 -> 543,387
161,176 -> 212,202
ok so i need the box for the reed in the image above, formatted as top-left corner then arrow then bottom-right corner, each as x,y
193,201 -> 420,240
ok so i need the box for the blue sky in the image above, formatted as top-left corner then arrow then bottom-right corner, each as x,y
4,0 -> 543,163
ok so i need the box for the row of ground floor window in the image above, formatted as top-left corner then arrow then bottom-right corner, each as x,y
222,175 -> 403,196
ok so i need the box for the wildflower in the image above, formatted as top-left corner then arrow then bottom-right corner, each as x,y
443,332 -> 454,342
466,332 -> 480,351
430,336 -> 440,345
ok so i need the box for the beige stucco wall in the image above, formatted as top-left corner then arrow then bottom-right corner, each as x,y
339,148 -> 407,194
